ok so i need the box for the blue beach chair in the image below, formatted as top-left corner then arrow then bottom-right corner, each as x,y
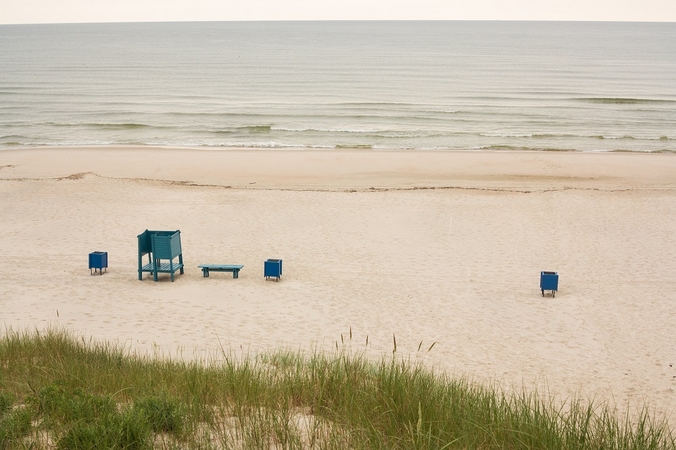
137,229 -> 184,282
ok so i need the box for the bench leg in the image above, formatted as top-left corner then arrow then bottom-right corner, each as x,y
233,269 -> 239,279
202,268 -> 209,277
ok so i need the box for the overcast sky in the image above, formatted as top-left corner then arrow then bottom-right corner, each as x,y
2,0 -> 676,25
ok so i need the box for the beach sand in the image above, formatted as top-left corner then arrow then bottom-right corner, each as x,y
2,147 -> 676,423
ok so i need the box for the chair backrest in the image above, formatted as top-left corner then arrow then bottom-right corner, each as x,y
137,229 -> 153,256
151,231 -> 182,259
138,229 -> 181,258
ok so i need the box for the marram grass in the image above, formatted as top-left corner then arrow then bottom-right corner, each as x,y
0,328 -> 674,449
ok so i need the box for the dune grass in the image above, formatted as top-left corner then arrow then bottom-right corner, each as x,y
0,328 -> 674,449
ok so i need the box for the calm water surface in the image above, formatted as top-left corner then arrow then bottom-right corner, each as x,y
1,21 -> 675,152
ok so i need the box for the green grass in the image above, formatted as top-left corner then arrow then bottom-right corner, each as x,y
0,328 -> 673,449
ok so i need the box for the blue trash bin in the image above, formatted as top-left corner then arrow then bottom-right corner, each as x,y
89,251 -> 108,275
540,271 -> 558,297
264,259 -> 282,281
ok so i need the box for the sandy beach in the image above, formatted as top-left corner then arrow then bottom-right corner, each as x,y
1,147 -> 676,423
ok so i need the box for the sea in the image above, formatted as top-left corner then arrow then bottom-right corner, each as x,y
1,21 -> 675,152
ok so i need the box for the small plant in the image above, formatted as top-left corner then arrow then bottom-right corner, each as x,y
32,384 -> 116,426
0,393 -> 13,417
56,407 -> 150,450
0,407 -> 32,449
135,394 -> 184,434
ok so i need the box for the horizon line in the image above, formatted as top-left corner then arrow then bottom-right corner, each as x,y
2,18 -> 676,26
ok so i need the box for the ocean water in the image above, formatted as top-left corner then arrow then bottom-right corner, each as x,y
1,21 -> 675,152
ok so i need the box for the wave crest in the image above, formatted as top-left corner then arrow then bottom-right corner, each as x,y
576,97 -> 675,105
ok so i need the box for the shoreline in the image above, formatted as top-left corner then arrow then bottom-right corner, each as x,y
4,144 -> 676,153
2,146 -> 676,424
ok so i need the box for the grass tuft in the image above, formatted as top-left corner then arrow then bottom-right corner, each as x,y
135,394 -> 185,434
55,407 -> 150,450
0,407 -> 32,448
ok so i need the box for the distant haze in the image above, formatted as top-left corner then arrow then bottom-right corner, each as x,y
2,0 -> 676,25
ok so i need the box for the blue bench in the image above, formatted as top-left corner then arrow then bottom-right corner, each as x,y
198,264 -> 243,278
